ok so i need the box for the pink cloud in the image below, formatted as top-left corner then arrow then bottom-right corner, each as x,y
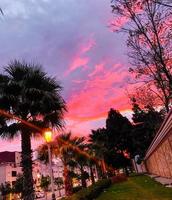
65,36 -> 96,75
80,37 -> 96,54
89,63 -> 104,77
66,57 -> 89,75
66,62 -> 131,123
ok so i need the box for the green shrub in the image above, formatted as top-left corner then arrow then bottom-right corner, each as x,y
61,179 -> 111,200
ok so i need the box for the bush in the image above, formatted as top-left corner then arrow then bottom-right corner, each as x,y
72,186 -> 82,194
110,174 -> 127,184
61,175 -> 128,200
61,179 -> 111,200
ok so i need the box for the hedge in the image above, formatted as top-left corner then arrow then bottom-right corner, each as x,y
61,179 -> 111,200
110,174 -> 127,184
61,175 -> 127,200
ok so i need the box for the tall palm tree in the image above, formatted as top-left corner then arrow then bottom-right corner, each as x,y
0,60 -> 66,200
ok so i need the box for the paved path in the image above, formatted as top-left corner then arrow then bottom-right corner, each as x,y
147,174 -> 172,187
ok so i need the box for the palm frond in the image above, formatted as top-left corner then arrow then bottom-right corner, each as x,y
0,122 -> 21,139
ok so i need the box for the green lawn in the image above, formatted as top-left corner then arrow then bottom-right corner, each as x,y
96,175 -> 172,200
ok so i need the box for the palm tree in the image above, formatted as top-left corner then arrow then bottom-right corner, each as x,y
38,133 -> 90,195
0,182 -> 12,200
89,128 -> 108,179
86,144 -> 96,185
40,175 -> 50,200
54,177 -> 63,197
54,132 -> 74,196
0,60 -> 66,200
38,132 -> 74,196
71,137 -> 89,188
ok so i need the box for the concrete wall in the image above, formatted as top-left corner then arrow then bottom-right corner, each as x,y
145,133 -> 172,178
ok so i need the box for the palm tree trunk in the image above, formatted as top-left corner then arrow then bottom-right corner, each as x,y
58,186 -> 61,197
45,191 -> 48,200
63,164 -> 72,196
80,165 -> 87,188
101,159 -> 106,177
96,164 -> 103,180
21,131 -> 34,200
89,165 -> 95,185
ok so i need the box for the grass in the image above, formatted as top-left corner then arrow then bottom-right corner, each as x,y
96,175 -> 172,200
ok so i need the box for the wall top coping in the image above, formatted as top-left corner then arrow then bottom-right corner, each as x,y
145,108 -> 172,160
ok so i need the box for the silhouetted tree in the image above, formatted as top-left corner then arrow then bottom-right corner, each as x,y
111,0 -> 172,112
89,109 -> 133,174
54,177 -> 63,197
155,0 -> 172,7
12,175 -> 24,198
131,98 -> 164,158
0,182 -> 12,200
105,108 -> 132,172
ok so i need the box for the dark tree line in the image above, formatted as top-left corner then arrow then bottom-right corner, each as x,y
90,104 -> 164,173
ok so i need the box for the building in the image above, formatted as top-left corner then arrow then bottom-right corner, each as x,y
33,157 -> 64,191
0,151 -> 22,186
0,151 -> 64,190
144,109 -> 172,178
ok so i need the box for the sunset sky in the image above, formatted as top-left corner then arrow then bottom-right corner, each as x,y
0,0 -> 134,151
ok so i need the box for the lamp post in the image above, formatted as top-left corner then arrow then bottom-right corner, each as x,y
44,130 -> 56,200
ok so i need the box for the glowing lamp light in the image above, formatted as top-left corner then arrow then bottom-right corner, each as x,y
44,130 -> 53,143
37,173 -> 41,178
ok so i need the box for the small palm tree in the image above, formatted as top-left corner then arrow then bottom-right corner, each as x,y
86,144 -> 96,184
0,182 -> 12,200
54,177 -> 63,197
89,128 -> 108,179
54,132 -> 74,196
0,60 -> 66,200
38,133 -> 89,195
71,137 -> 88,188
12,175 -> 24,199
38,133 -> 73,196
40,175 -> 50,200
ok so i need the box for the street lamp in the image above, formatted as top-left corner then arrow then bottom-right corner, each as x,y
44,130 -> 56,200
